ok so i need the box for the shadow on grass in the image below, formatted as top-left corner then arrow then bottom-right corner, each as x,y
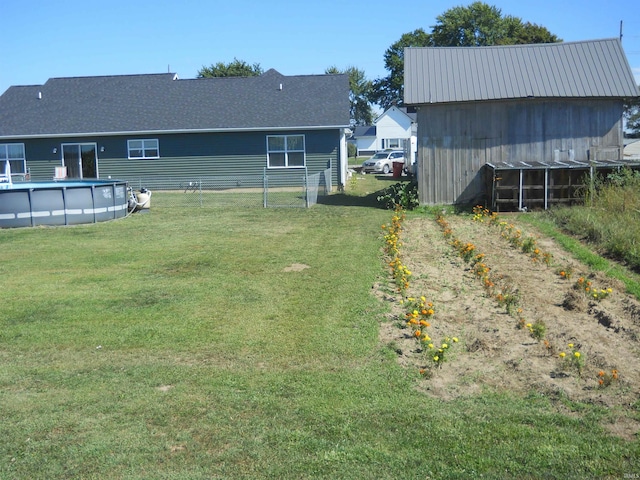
318,174 -> 413,208
317,190 -> 385,208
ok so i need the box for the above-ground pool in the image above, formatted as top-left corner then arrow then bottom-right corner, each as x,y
0,179 -> 129,228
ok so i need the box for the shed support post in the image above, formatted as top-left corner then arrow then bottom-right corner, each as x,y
518,169 -> 523,211
544,169 -> 549,210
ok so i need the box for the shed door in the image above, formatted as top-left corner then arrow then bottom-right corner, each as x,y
62,143 -> 98,179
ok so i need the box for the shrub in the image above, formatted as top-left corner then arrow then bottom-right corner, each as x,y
347,142 -> 357,158
377,181 -> 419,210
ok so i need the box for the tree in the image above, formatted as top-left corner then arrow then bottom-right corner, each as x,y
370,29 -> 431,111
624,93 -> 640,137
197,58 -> 263,78
326,66 -> 375,126
371,2 -> 561,110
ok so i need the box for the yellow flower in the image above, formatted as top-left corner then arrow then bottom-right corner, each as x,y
574,352 -> 581,358
568,343 -> 574,348
428,344 -> 434,349
420,296 -> 426,302
559,352 -> 566,358
452,337 -> 459,343
433,356 -> 439,362
442,343 -> 448,349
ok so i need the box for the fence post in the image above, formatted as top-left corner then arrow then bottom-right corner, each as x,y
305,168 -> 309,208
263,168 -> 268,208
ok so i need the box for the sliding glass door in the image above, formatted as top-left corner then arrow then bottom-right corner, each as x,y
62,143 -> 98,179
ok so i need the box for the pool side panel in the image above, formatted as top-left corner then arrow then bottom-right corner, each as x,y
0,180 -> 130,228
65,188 -> 96,225
0,191 -> 32,228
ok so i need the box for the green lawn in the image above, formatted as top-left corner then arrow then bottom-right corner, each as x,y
1,182 -> 638,479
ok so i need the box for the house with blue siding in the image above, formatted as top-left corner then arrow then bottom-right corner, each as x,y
0,69 -> 350,187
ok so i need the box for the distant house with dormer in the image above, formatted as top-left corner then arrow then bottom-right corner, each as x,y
350,106 -> 417,162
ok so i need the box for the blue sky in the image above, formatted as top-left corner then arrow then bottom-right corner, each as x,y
2,0 -> 639,96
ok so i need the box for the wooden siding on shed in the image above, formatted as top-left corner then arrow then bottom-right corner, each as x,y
416,98 -> 625,205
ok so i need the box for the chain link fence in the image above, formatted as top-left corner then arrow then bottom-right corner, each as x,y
126,167 -> 332,209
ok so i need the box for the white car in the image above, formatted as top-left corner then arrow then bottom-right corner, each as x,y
361,150 -> 405,174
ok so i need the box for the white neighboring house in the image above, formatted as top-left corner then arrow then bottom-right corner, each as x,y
350,106 -> 417,164
624,139 -> 640,159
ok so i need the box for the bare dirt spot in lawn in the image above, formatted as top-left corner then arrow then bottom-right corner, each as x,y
283,263 -> 310,272
378,214 -> 640,440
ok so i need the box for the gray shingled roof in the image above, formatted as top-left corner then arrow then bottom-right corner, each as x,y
404,38 -> 640,105
0,69 -> 350,138
353,126 -> 376,137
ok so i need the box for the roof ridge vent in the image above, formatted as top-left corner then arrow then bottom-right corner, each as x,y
38,91 -> 42,99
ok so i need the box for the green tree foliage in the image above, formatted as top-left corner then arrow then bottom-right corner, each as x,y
624,92 -> 640,137
429,3 -> 560,46
197,58 -> 263,78
370,29 -> 430,111
371,2 -> 561,110
326,66 -> 375,126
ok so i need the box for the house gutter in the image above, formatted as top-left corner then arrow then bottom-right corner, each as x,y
0,124 -> 351,140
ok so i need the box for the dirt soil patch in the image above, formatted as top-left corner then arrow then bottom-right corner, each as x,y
378,214 -> 640,439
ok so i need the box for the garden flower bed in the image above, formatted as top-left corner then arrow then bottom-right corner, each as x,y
378,208 -> 640,440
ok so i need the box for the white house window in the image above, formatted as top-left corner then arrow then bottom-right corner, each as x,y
267,135 -> 305,168
0,143 -> 26,173
383,138 -> 402,149
127,139 -> 159,159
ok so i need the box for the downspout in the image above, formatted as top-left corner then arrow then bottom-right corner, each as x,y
339,129 -> 348,188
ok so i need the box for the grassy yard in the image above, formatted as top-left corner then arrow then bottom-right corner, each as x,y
1,180 -> 638,478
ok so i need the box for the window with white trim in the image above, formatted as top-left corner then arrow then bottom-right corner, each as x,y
0,143 -> 26,173
127,139 -> 159,159
267,135 -> 305,168
383,138 -> 402,149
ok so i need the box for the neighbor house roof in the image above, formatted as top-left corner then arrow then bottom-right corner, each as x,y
352,126 -> 376,137
404,38 -> 640,105
0,69 -> 350,139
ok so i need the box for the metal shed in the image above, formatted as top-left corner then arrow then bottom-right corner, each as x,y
404,39 -> 640,208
